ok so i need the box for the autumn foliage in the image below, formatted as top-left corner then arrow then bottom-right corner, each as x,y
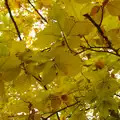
0,0 -> 120,120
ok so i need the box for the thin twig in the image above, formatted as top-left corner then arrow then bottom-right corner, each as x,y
28,0 -> 48,23
99,6 -> 104,26
62,32 -> 77,54
82,36 -> 91,47
82,35 -> 110,49
5,0 -> 22,41
75,47 -> 120,57
44,101 -> 80,119
56,113 -> 60,120
67,103 -> 80,118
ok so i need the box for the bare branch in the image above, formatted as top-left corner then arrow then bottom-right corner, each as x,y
28,0 -> 48,23
5,0 -> 22,41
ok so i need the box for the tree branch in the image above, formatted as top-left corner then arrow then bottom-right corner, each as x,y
75,47 -> 120,57
83,13 -> 111,47
23,101 -> 35,120
28,0 -> 48,23
83,13 -> 120,56
56,113 -> 60,120
5,0 -> 22,41
43,101 -> 81,119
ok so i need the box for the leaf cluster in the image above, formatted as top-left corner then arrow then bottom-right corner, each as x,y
0,0 -> 120,120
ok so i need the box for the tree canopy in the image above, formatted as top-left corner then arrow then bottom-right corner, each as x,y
0,0 -> 120,119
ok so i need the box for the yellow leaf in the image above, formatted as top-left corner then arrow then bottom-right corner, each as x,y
14,73 -> 33,92
74,0 -> 91,4
42,61 -> 56,85
107,0 -> 120,16
10,40 -> 26,55
49,47 -> 82,76
70,20 -> 93,35
2,67 -> 20,82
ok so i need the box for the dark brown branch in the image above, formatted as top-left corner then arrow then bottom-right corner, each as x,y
75,46 -> 120,57
115,94 -> 120,97
28,0 -> 48,23
90,45 -> 120,57
83,13 -> 120,56
31,74 -> 48,90
83,13 -> 111,47
62,37 -> 120,56
23,101 -> 35,120
44,101 -> 80,119
5,0 -> 22,41
109,110 -> 120,119
56,113 -> 60,120
59,21 -> 120,57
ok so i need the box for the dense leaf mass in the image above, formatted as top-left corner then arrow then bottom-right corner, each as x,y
0,0 -> 120,119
